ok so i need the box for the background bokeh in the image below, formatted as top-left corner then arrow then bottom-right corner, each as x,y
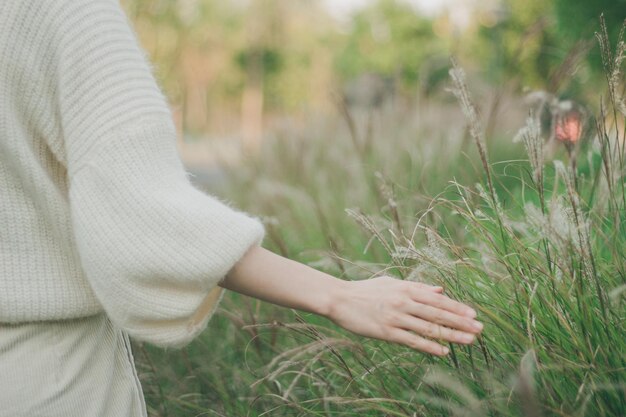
121,0 -> 624,151
121,1 -> 626,416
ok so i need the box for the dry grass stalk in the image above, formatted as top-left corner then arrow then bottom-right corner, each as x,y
448,58 -> 496,204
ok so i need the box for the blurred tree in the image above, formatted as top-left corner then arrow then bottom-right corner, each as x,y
553,0 -> 626,91
553,0 -> 626,53
334,0 -> 448,94
471,0 -> 625,99
237,0 -> 284,152
120,0 -> 622,141
123,0 -> 248,134
124,0 -> 336,138
472,0 -> 556,90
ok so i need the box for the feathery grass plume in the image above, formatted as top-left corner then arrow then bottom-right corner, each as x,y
136,16 -> 626,417
524,197 -> 588,270
448,58 -> 495,204
594,100 -> 626,219
554,159 -> 607,315
594,103 -> 616,200
374,171 -> 405,238
475,182 -> 503,217
249,337 -> 360,391
448,59 -> 518,259
420,368 -> 486,416
345,207 -> 410,278
551,162 -> 595,288
345,207 -> 393,255
596,18 -> 626,220
552,161 -> 593,261
523,90 -> 558,145
595,15 -> 626,117
515,350 -> 542,417
586,150 -> 613,219
514,111 -> 544,188
391,227 -> 456,277
608,284 -> 626,306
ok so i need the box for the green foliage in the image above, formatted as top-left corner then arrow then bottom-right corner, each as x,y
123,0 -> 624,130
334,0 -> 447,90
137,76 -> 625,417
132,6 -> 626,417
473,0 -> 626,98
553,0 -> 626,45
473,0 -> 556,89
235,48 -> 283,75
220,27 -> 624,414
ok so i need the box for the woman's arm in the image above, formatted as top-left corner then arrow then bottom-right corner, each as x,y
220,245 -> 483,356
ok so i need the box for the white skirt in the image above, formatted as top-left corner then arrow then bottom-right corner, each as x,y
0,313 -> 147,417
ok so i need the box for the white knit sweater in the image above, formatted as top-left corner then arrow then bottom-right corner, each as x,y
0,0 -> 266,348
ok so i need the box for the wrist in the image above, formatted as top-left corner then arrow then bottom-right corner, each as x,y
320,274 -> 351,320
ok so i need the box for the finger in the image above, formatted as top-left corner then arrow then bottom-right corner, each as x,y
406,303 -> 483,334
396,313 -> 476,345
417,284 -> 443,293
409,289 -> 476,318
388,327 -> 449,356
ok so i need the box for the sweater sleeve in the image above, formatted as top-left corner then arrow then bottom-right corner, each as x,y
52,0 -> 265,348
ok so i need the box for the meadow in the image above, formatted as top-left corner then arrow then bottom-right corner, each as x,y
132,21 -> 625,417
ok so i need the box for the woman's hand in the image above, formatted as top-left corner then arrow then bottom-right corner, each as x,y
221,246 -> 482,356
327,276 -> 483,356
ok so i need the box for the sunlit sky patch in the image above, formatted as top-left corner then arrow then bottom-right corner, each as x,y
322,0 -> 497,30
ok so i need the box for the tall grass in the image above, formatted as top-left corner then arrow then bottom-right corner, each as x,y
134,19 -> 625,417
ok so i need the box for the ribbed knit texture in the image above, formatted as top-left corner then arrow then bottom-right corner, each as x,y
0,0 -> 266,347
0,314 -> 147,416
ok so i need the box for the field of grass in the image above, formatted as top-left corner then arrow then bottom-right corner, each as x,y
133,25 -> 625,417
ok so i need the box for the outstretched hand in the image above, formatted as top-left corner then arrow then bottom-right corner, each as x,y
327,276 -> 483,356
222,246 -> 482,356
